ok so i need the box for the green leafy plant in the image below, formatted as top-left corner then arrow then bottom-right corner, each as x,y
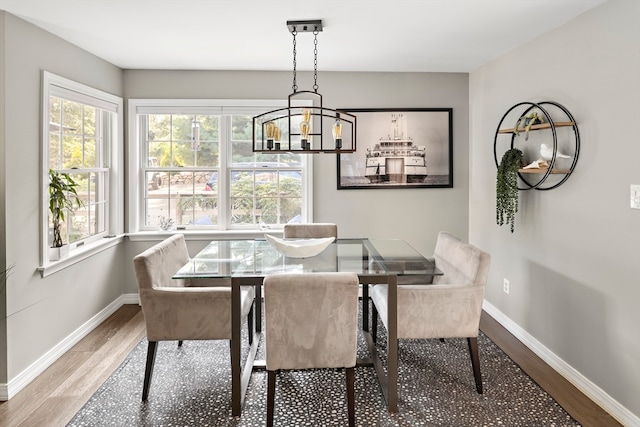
49,169 -> 83,248
496,148 -> 524,233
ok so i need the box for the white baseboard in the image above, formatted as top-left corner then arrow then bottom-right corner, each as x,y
483,300 -> 639,427
0,296 -> 126,400
122,292 -> 140,305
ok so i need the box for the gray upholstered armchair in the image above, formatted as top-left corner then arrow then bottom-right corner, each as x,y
283,222 -> 338,239
132,234 -> 255,401
264,272 -> 359,427
370,231 -> 491,393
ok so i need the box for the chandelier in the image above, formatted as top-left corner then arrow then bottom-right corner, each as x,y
252,20 -> 356,153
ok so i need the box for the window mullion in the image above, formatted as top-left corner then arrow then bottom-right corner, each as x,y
219,115 -> 230,229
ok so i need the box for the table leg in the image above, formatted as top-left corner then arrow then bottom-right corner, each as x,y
387,275 -> 398,412
255,283 -> 262,333
362,283 -> 369,332
231,279 -> 241,416
360,275 -> 398,413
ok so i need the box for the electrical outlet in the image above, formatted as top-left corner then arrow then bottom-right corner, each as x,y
503,278 -> 510,294
631,184 -> 640,209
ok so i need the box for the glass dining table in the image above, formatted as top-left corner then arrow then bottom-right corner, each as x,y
173,237 -> 442,416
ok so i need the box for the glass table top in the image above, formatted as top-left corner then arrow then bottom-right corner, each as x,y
174,238 -> 442,280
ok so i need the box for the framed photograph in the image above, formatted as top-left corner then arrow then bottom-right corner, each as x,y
337,108 -> 453,189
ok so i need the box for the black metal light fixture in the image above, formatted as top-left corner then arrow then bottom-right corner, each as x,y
252,20 -> 356,153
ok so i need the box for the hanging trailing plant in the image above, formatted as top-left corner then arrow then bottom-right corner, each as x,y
496,148 -> 524,233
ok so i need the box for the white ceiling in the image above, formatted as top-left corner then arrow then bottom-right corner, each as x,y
0,0 -> 606,72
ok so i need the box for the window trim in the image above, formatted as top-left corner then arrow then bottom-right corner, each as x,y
127,99 -> 313,234
40,71 -> 123,273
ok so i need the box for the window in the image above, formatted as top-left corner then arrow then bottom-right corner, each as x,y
129,100 -> 311,232
42,72 -> 123,265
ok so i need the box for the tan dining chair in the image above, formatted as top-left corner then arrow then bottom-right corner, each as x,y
132,234 -> 255,401
264,272 -> 359,427
370,231 -> 491,393
283,222 -> 338,239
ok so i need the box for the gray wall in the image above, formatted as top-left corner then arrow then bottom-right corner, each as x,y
0,15 -> 470,386
469,0 -> 639,417
0,12 -> 125,382
123,69 -> 470,295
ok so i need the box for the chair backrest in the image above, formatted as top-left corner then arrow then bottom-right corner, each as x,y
283,223 -> 338,239
432,231 -> 491,287
133,234 -> 237,341
264,272 -> 359,371
133,234 -> 190,294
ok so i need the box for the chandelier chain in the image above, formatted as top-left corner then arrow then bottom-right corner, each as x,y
313,29 -> 319,92
292,29 -> 298,92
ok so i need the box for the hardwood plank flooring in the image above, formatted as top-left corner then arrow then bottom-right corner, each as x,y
0,305 -> 145,427
479,312 -> 622,427
0,306 -> 621,427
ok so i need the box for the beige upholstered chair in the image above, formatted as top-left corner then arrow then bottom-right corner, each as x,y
370,231 -> 491,393
132,234 -> 255,401
264,272 -> 359,427
283,222 -> 338,239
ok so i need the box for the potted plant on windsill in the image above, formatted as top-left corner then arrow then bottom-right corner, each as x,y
496,148 -> 524,233
49,169 -> 83,260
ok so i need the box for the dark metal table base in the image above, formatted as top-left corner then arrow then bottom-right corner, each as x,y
229,275 -> 399,416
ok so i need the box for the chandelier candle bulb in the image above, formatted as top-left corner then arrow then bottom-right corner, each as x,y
265,122 -> 276,149
333,119 -> 343,149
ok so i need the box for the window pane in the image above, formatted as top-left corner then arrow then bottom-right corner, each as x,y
49,132 -> 61,170
148,114 -> 171,142
84,137 -> 97,167
177,194 -> 218,226
145,174 -> 172,228
50,96 -> 62,126
230,171 -> 255,225
63,135 -> 82,169
136,106 -> 308,230
230,115 -> 254,163
195,115 -> 219,167
84,105 -> 96,136
62,99 -> 82,133
171,115 -> 194,167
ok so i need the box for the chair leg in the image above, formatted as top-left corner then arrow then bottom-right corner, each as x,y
467,337 -> 483,394
267,370 -> 276,427
346,367 -> 355,427
178,340 -> 183,347
247,303 -> 254,346
142,341 -> 158,401
371,303 -> 378,343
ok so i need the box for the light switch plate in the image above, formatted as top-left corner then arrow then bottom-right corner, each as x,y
631,185 -> 640,209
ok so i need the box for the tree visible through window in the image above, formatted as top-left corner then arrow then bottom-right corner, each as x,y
42,72 -> 121,266
134,103 -> 308,231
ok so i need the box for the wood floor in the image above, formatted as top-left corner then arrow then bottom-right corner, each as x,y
0,305 -> 622,427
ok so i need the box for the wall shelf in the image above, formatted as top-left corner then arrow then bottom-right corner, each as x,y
497,121 -> 575,134
518,167 -> 571,174
494,101 -> 580,191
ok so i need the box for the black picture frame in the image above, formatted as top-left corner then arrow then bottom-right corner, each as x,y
336,108 -> 453,189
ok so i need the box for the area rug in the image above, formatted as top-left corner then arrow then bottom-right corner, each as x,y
68,308 -> 580,427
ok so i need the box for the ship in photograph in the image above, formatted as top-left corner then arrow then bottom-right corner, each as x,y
364,114 -> 427,184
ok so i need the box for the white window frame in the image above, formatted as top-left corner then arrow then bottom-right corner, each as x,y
127,99 -> 313,235
39,72 -> 124,276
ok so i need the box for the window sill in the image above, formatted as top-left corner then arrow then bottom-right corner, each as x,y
127,229 -> 284,242
38,235 -> 125,278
